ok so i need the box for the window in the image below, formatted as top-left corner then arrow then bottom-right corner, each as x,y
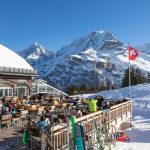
5,89 -> 8,96
0,88 -> 13,97
39,86 -> 46,92
50,92 -> 55,96
8,89 -> 13,97
32,85 -> 38,93
14,88 -> 18,96
17,87 -> 28,97
0,89 -> 3,97
47,86 -> 53,93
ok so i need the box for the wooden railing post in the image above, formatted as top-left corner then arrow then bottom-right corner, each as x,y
41,131 -> 46,150
108,110 -> 110,122
126,103 -> 128,117
67,121 -> 71,150
121,105 -> 123,121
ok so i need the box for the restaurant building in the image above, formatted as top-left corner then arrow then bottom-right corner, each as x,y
0,44 -> 38,98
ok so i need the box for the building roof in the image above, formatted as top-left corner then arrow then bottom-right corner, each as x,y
0,44 -> 33,70
32,79 -> 68,96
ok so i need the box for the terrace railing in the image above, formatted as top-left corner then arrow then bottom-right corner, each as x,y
51,100 -> 132,149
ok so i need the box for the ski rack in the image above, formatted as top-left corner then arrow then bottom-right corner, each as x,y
78,118 -> 117,150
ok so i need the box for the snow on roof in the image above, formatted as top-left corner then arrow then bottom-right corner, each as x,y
0,44 -> 34,70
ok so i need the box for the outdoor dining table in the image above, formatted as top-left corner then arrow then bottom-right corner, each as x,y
58,112 -> 73,118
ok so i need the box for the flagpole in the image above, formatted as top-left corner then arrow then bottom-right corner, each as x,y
128,45 -> 140,127
129,54 -> 131,100
128,44 -> 131,100
128,44 -> 132,127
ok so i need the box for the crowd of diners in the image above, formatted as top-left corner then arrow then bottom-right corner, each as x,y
0,95 -> 130,134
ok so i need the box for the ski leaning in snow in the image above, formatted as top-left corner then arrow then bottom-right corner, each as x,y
75,123 -> 85,150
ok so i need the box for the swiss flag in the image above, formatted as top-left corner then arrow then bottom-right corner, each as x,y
128,46 -> 140,60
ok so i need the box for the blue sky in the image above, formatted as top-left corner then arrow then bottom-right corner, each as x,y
0,0 -> 150,51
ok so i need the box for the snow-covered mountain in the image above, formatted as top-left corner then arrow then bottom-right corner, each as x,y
136,43 -> 150,54
43,30 -> 125,89
18,30 -> 150,91
19,42 -> 54,76
44,30 -> 150,90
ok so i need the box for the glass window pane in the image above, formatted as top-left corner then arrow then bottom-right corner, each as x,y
5,89 -> 8,96
32,85 -> 38,93
9,89 -> 13,97
39,86 -> 46,92
14,88 -> 18,96
0,89 -> 3,97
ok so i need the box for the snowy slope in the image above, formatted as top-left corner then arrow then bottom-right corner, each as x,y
80,83 -> 150,150
136,43 -> 150,55
82,83 -> 150,109
111,112 -> 150,150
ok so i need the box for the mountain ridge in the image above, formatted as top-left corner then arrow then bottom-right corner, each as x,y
18,30 -> 150,91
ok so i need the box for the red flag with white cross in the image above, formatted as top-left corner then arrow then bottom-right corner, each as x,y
128,46 -> 140,60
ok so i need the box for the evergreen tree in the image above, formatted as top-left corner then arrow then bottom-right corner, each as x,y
147,72 -> 150,83
80,83 -> 87,94
111,83 -> 116,90
67,85 -> 79,95
121,67 -> 145,87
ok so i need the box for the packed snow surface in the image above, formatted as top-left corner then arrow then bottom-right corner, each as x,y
80,83 -> 150,150
110,108 -> 150,150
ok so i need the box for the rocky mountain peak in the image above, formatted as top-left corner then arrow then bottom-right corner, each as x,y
20,42 -> 52,60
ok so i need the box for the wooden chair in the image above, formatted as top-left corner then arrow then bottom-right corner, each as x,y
28,105 -> 38,114
0,114 -> 12,129
20,110 -> 28,116
52,100 -> 61,107
12,112 -> 22,126
20,110 -> 28,124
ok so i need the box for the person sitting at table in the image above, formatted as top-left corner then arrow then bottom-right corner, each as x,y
42,107 -> 50,117
10,106 -> 17,114
1,107 -> 12,115
27,98 -> 33,105
26,116 -> 35,129
95,95 -> 104,108
45,114 -> 50,125
1,96 -> 6,103
6,98 -> 13,107
36,116 -> 48,130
